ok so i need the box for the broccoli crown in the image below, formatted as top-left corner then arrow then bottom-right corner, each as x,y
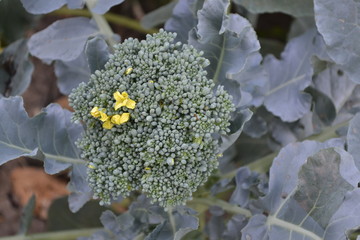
69,29 -> 234,207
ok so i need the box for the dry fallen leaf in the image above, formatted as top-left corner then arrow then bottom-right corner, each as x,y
10,167 -> 69,220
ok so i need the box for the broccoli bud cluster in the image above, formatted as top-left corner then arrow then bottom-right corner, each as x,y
69,29 -> 234,207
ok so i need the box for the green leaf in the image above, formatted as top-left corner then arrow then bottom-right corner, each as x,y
219,108 -> 252,152
90,0 -> 124,14
314,0 -> 360,84
85,36 -> 110,74
263,29 -> 326,122
0,0 -> 35,43
0,39 -> 34,97
0,96 -> 85,174
189,0 -> 265,107
28,17 -> 99,62
67,164 -> 93,213
18,194 -> 35,235
54,53 -> 90,95
47,196 -> 107,231
20,0 -> 66,14
145,207 -> 199,240
306,87 -> 336,126
233,0 -> 314,17
242,141 -> 360,239
164,0 -> 204,43
288,17 -> 316,39
141,1 -> 178,29
205,206 -> 226,240
313,64 -> 357,113
222,214 -> 247,240
347,113 -> 360,171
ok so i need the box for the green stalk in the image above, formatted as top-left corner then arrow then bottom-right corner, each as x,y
190,197 -> 252,218
167,206 -> 177,235
0,228 -> 103,240
85,0 -> 117,47
51,8 -> 158,35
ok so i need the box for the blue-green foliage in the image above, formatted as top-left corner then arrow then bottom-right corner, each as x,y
0,39 -> 33,96
1,0 -> 360,239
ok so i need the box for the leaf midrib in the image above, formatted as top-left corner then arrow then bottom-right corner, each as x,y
0,139 -> 85,164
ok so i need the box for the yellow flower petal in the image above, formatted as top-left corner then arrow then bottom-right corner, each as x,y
110,114 -> 122,125
102,120 -> 114,129
125,99 -> 136,109
113,91 -> 123,101
121,92 -> 129,98
99,111 -> 109,122
119,113 -> 130,124
88,163 -> 95,169
125,67 -> 133,75
90,107 -> 100,118
114,101 -> 125,110
113,91 -> 136,110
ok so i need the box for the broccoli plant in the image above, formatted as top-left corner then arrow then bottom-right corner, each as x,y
1,0 -> 360,239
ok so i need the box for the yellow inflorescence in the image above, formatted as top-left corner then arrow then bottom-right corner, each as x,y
125,67 -> 133,75
90,90 -> 136,129
88,163 -> 95,169
114,91 -> 136,110
90,107 -> 101,118
111,113 -> 130,125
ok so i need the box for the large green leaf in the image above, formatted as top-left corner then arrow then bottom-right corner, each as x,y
313,64 -> 357,113
164,0 -> 204,43
242,141 -> 360,239
141,1 -> 178,29
47,196 -> 107,231
347,113 -> 360,171
54,53 -> 90,95
263,29 -> 326,122
20,0 -> 66,14
0,39 -> 34,97
0,0 -> 35,43
188,0 -> 266,108
18,194 -> 36,235
233,0 -> 314,17
0,96 -> 84,174
28,17 -> 99,62
314,0 -> 360,83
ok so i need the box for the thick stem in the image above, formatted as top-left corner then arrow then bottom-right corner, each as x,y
190,197 -> 252,218
85,1 -> 117,48
167,206 -> 177,235
0,228 -> 103,240
51,8 -> 158,34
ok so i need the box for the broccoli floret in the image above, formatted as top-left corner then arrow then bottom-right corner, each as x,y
69,29 -> 234,207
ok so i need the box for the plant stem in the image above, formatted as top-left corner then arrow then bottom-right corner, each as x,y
0,228 -> 103,240
222,119 -> 350,179
190,197 -> 252,218
85,1 -> 117,47
167,206 -> 177,235
51,8 -> 158,35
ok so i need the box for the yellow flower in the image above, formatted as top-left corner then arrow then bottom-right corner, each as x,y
102,120 -> 114,129
125,67 -> 133,75
97,110 -> 114,129
90,107 -> 101,118
111,113 -> 130,125
88,163 -> 96,169
113,91 -> 136,110
99,110 -> 110,122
